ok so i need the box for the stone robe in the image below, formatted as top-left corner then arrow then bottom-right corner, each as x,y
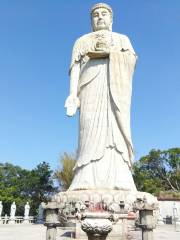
69,31 -> 137,191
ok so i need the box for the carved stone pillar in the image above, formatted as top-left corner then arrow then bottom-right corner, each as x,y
43,202 -> 60,240
139,209 -> 155,240
134,197 -> 158,240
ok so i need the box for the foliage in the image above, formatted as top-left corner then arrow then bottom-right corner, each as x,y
0,162 -> 56,216
55,153 -> 76,190
133,148 -> 180,195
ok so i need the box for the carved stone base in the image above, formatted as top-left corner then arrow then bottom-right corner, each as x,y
54,190 -> 158,211
43,190 -> 158,240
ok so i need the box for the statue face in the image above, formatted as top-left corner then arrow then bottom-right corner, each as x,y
92,7 -> 112,31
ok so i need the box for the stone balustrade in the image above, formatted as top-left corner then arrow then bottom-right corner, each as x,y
0,216 -> 36,224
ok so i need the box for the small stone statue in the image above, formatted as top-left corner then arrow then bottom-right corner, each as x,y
24,202 -> 30,218
23,202 -> 30,223
9,201 -> 16,224
10,201 -> 16,218
37,203 -> 44,223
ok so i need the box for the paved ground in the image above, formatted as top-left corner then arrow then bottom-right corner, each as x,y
0,224 -> 180,240
0,224 -> 46,240
154,224 -> 180,240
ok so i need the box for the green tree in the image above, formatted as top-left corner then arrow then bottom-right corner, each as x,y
0,162 -> 56,215
27,162 -> 56,215
133,148 -> 180,194
0,163 -> 30,215
55,153 -> 76,190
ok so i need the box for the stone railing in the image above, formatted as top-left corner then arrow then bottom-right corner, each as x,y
0,216 -> 36,224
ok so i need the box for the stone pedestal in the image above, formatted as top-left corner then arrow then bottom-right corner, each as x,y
43,190 -> 158,240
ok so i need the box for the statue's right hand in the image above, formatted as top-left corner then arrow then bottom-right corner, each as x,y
64,94 -> 80,117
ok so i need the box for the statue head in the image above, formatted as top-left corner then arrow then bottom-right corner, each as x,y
91,3 -> 113,32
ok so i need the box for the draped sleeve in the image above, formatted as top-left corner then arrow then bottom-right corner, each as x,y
109,33 -> 137,167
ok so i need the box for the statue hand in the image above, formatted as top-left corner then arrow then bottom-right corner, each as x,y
65,94 -> 80,117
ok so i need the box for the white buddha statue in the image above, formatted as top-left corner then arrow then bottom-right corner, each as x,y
65,3 -> 137,191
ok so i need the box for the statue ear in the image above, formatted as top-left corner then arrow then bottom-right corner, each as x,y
109,21 -> 113,31
91,16 -> 95,32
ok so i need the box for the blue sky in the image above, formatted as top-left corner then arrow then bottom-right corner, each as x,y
0,0 -> 179,170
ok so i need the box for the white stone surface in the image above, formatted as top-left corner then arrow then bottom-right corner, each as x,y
65,3 -> 137,191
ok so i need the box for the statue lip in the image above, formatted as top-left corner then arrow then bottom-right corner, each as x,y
97,20 -> 105,25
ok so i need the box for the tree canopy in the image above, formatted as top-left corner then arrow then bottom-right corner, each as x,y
0,162 -> 56,215
133,148 -> 180,195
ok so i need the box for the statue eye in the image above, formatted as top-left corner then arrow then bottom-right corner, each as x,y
93,13 -> 99,17
102,11 -> 108,16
